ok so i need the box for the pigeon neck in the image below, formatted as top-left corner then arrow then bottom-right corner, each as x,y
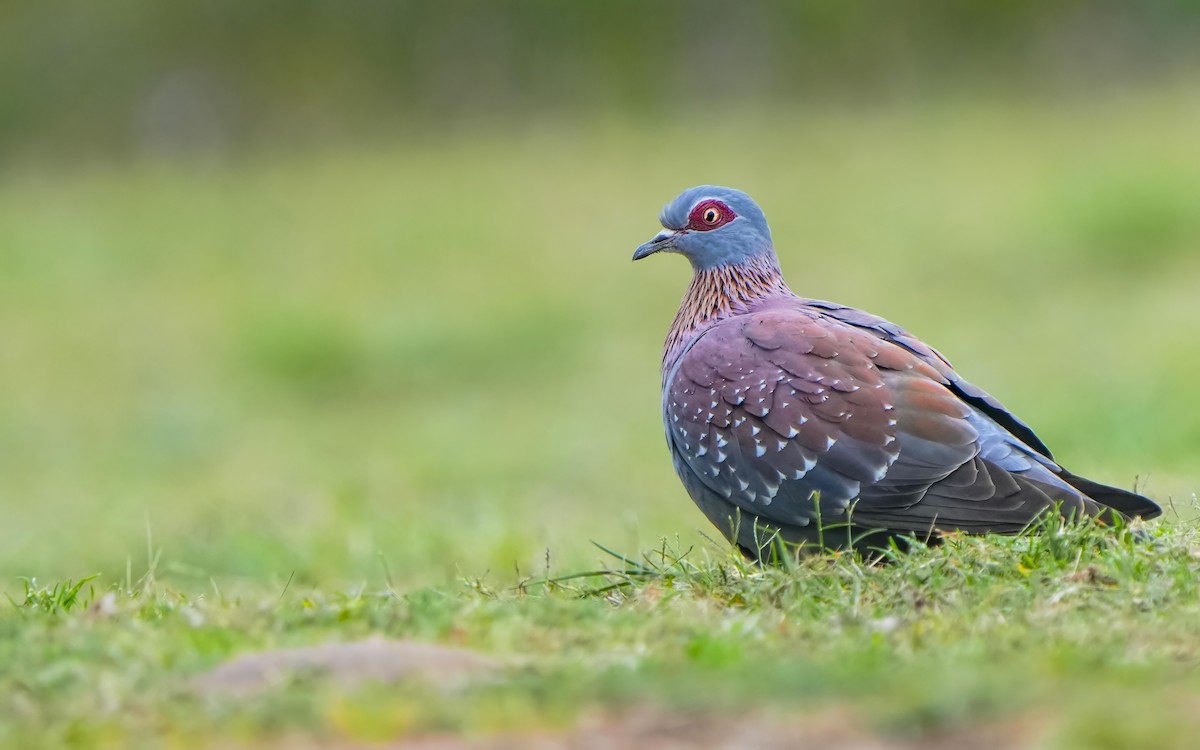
663,254 -> 792,372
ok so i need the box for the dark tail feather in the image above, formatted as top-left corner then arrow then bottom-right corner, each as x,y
1061,470 -> 1161,520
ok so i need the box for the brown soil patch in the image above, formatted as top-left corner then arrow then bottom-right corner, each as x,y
192,638 -> 499,697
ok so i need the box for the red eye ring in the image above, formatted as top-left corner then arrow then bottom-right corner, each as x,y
687,200 -> 735,231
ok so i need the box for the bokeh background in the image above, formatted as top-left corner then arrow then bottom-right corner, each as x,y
2,1 -> 1199,593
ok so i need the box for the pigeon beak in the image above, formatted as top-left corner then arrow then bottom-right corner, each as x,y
633,230 -> 681,261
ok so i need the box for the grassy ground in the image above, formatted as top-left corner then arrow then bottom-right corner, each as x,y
2,84 -> 1199,747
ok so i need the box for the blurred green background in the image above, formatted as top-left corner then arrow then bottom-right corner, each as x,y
2,1 -> 1198,594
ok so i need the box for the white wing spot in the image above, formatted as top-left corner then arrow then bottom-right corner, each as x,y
755,442 -> 766,457
786,427 -> 799,438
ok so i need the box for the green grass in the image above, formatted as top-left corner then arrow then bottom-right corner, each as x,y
1,84 -> 1199,746
6,522 -> 1200,747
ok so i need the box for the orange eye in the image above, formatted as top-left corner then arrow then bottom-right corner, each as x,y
703,207 -> 720,224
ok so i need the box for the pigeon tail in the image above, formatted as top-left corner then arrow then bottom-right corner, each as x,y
1059,470 -> 1161,520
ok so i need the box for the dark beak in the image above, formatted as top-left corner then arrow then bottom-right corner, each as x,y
632,230 -> 681,261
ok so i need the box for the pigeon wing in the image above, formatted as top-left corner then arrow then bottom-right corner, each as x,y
665,306 -> 1094,535
800,298 -> 1054,459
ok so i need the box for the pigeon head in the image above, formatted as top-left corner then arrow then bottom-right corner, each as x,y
633,186 -> 774,270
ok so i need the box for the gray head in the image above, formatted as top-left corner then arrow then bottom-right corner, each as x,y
633,186 -> 775,270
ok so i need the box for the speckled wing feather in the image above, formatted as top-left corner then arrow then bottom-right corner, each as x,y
798,299 -> 1159,521
664,301 -> 1111,542
798,298 -> 1054,458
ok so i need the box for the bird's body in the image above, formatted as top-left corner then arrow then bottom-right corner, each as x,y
635,186 -> 1159,558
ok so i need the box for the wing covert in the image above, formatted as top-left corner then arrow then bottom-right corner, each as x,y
665,307 -> 975,528
800,298 -> 1054,458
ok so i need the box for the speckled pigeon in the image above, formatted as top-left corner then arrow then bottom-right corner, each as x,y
634,185 -> 1159,558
